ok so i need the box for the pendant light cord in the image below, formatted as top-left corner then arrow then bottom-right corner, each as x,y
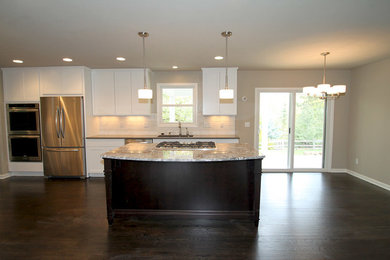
322,53 -> 327,84
142,35 -> 147,89
225,32 -> 229,89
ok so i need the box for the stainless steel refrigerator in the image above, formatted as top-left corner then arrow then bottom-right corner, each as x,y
40,96 -> 85,177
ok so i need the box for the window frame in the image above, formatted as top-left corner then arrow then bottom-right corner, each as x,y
157,83 -> 198,127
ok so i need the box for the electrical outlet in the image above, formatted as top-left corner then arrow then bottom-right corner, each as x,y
355,158 -> 359,165
245,122 -> 250,128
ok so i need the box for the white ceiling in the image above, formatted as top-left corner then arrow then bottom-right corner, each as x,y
1,0 -> 390,70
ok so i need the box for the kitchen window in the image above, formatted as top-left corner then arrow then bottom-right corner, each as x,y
157,83 -> 198,126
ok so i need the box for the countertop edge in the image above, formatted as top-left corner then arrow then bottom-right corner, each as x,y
101,155 -> 265,162
87,136 -> 240,139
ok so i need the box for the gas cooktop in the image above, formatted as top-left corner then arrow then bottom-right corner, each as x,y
156,141 -> 216,149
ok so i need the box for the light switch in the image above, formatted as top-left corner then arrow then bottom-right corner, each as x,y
245,122 -> 250,128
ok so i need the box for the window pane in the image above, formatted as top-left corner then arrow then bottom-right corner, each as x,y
294,93 -> 325,168
162,88 -> 193,105
162,106 -> 193,123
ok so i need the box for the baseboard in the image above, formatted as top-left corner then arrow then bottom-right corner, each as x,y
327,168 -> 348,173
10,171 -> 44,177
346,169 -> 390,192
0,173 -> 11,179
263,168 -> 347,173
88,173 -> 104,178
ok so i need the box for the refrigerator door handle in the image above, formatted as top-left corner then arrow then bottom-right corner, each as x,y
59,107 -> 64,138
55,108 -> 60,138
61,107 -> 65,138
44,148 -> 80,152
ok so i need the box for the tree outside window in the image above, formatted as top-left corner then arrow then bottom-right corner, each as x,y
157,83 -> 197,126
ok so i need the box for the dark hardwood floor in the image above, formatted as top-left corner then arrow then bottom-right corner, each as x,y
0,173 -> 390,260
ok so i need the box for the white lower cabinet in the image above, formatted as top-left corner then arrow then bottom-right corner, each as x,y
86,139 -> 124,176
152,138 -> 239,143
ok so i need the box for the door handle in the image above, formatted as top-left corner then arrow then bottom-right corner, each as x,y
45,148 -> 80,152
61,107 -> 65,138
59,107 -> 64,138
55,108 -> 60,138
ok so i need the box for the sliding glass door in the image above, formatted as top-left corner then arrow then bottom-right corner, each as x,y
257,90 -> 326,170
294,93 -> 325,168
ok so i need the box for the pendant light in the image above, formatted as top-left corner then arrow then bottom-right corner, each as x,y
137,32 -> 153,99
303,52 -> 346,99
219,31 -> 234,99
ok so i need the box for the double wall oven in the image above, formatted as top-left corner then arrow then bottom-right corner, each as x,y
7,104 -> 42,162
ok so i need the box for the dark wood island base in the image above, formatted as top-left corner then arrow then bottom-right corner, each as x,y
104,159 -> 262,226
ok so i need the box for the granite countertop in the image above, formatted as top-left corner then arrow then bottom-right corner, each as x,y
102,143 -> 264,162
87,135 -> 240,139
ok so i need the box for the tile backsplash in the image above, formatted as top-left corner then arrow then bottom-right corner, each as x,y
88,113 -> 235,136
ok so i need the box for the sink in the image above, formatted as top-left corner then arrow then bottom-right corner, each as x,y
157,134 -> 194,138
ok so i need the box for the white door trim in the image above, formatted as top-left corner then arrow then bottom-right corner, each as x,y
254,87 -> 333,171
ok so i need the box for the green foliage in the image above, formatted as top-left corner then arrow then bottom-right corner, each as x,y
295,95 -> 325,141
162,89 -> 193,123
162,106 -> 193,123
259,93 -> 325,147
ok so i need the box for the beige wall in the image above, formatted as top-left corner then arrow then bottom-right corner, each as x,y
0,70 -> 9,176
348,58 -> 390,185
236,69 -> 351,169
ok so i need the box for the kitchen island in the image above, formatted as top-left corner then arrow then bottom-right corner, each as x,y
102,143 -> 264,226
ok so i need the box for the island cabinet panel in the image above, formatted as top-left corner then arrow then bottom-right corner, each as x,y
3,68 -> 40,102
104,158 -> 262,226
202,67 -> 238,115
92,69 -> 151,116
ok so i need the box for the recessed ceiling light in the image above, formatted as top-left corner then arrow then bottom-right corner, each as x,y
214,56 -> 224,60
13,59 -> 23,64
63,58 -> 73,62
116,57 -> 126,61
172,65 -> 178,69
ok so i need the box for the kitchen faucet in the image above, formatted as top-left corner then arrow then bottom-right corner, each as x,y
178,121 -> 182,136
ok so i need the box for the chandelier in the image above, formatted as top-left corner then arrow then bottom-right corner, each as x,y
303,52 -> 346,99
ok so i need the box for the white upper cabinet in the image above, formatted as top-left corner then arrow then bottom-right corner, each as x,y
2,68 -> 40,102
40,67 -> 85,95
202,67 -> 237,115
114,70 -> 132,115
92,70 -> 115,115
92,69 -> 151,116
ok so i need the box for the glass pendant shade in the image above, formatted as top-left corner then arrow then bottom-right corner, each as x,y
138,88 -> 153,99
333,85 -> 346,93
317,83 -> 331,92
219,89 -> 234,99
